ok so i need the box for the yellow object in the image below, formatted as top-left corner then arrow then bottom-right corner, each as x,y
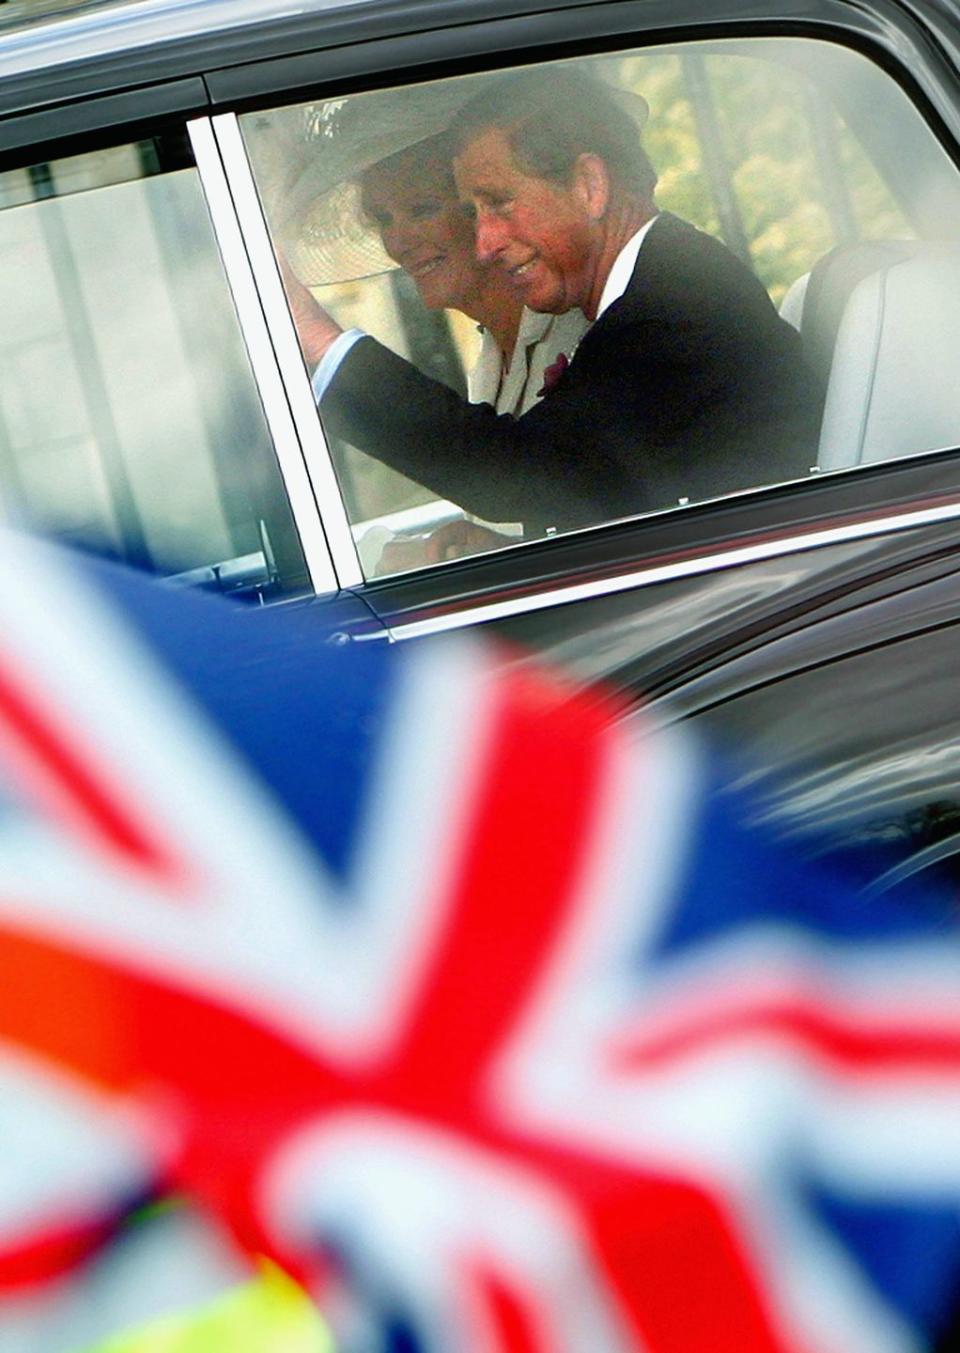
90,1260 -> 333,1353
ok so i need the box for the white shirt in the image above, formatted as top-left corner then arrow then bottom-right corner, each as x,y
595,212 -> 661,320
467,307 -> 591,415
311,327 -> 366,401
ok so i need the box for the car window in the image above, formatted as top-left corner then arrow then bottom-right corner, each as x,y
241,37 -> 960,580
0,132 -> 311,600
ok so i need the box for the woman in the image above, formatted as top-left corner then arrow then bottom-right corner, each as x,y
312,130 -> 589,567
357,132 -> 589,419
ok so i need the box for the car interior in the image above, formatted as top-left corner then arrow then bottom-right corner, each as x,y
1,28 -> 960,597
245,34 -> 960,579
781,240 -> 960,472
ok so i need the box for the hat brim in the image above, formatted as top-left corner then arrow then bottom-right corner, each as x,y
251,64 -> 650,288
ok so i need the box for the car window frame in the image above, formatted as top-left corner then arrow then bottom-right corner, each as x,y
0,81 -> 341,594
4,0 -> 960,616
209,1 -> 960,604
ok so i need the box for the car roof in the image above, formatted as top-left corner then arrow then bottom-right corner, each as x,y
0,0 -> 565,122
0,0 -> 371,75
2,0 -> 960,123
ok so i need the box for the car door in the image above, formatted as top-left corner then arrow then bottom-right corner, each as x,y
4,0 -> 960,673
644,564 -> 960,893
0,13 -> 382,639
204,0 -> 960,667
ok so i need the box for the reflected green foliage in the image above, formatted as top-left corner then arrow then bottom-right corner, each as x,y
623,54 -> 720,238
839,130 -> 912,243
617,49 -> 911,302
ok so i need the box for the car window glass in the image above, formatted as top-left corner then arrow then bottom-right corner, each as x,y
0,134 -> 310,600
242,37 -> 960,580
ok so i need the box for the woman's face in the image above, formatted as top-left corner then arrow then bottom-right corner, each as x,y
360,145 -> 486,311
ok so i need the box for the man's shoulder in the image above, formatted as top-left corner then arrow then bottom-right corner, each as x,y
615,211 -> 780,321
639,212 -> 753,283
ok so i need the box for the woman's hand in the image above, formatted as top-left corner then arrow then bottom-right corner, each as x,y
279,259 -> 343,367
424,520 -> 516,563
375,521 -> 515,575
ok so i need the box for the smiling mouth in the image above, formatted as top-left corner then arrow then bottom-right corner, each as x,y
409,256 -> 445,278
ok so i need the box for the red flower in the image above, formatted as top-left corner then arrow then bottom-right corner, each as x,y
537,351 -> 569,397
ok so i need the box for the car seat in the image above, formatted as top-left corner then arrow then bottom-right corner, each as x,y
779,241 -> 960,472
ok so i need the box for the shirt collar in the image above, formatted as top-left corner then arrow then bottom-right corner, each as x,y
515,307 -> 554,344
595,212 -> 660,320
475,306 -> 553,347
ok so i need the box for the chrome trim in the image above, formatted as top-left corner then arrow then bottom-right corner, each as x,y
388,498 -> 960,640
188,116 -> 338,595
0,0 -> 367,75
211,112 -> 364,590
862,835 -> 960,898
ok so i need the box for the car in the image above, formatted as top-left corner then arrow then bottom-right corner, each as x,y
6,3 -> 960,1345
2,0 -> 960,887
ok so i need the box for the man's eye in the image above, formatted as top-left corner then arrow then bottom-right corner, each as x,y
459,201 -> 478,222
411,198 -> 443,219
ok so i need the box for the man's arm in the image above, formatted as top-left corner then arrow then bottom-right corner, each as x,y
287,231 -> 820,535
320,330 -> 637,534
283,266 -> 621,532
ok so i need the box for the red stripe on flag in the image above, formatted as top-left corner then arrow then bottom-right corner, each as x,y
611,998 -> 960,1075
0,658 -> 186,886
456,1124 -> 793,1353
579,1164 -> 793,1353
0,918 -> 344,1120
468,1262 -> 549,1353
0,1210 -> 118,1291
383,666 -> 614,1109
0,917 -> 353,1277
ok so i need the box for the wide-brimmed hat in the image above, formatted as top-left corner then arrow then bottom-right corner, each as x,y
254,63 -> 649,288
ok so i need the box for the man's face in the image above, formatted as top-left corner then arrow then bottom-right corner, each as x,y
454,127 -> 596,314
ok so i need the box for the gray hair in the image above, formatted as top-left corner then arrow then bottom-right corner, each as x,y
451,68 -> 657,201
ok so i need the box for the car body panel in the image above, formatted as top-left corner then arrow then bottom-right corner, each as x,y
358,450 -> 960,650
2,0 -> 960,888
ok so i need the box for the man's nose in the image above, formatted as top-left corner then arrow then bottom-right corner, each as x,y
474,213 -> 510,264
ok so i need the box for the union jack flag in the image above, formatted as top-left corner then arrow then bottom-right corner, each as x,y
0,532 -> 958,1351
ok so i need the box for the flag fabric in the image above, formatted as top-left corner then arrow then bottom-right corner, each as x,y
88,1257 -> 331,1353
0,532 -> 958,1351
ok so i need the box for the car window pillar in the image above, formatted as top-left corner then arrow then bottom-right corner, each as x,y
195,112 -> 362,591
188,114 -> 350,594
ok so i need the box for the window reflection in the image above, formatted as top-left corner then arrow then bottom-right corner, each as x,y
242,38 -> 960,580
0,138 -> 309,599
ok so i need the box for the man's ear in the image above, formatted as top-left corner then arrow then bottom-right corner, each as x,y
572,153 -> 610,220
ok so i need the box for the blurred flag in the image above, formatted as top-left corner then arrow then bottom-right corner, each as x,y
88,1256 -> 330,1353
0,532 -> 958,1352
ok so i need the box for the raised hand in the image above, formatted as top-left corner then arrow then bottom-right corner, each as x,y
278,256 -> 343,367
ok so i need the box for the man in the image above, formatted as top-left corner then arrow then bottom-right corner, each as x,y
355,131 -> 589,568
355,131 -> 589,417
294,68 -> 822,538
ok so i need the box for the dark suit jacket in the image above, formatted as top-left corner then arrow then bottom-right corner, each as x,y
321,213 -> 823,535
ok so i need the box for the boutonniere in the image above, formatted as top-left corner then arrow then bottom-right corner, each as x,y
538,351 -> 570,397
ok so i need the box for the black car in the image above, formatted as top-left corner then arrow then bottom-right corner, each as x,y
3,0 -> 960,876
6,2 -> 960,1347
